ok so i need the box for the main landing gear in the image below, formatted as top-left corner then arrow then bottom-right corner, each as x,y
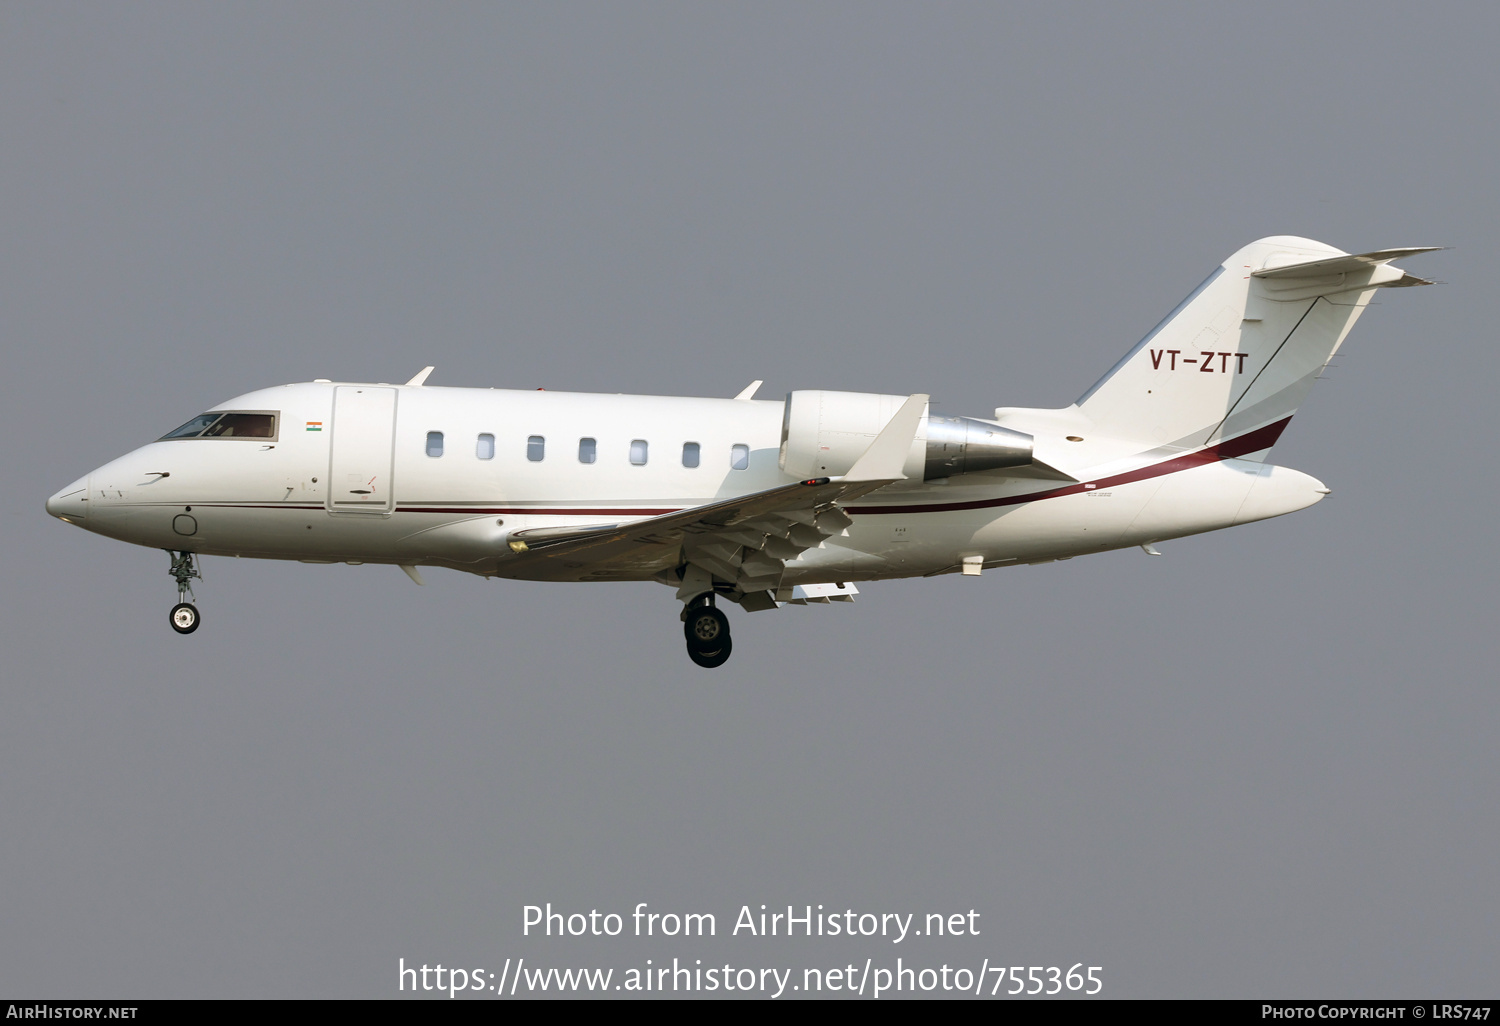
682,594 -> 732,668
167,550 -> 201,635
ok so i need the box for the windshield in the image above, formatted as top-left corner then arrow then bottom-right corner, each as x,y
159,412 -> 278,440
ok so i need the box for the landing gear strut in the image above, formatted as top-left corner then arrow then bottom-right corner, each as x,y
682,593 -> 732,668
167,550 -> 201,635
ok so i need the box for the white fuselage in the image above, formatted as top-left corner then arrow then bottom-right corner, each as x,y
47,380 -> 1327,585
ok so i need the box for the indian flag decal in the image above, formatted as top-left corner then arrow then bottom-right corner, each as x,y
306,421 -> 323,431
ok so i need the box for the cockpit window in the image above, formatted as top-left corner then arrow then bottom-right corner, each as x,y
161,414 -> 222,439
159,412 -> 278,440
203,413 -> 276,437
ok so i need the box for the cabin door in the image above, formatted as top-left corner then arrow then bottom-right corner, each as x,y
327,386 -> 397,513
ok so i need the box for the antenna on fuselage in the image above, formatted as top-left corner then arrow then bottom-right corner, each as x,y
405,366 -> 435,386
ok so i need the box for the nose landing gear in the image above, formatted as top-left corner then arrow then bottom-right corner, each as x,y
170,602 -> 200,634
682,594 -> 732,668
167,550 -> 201,635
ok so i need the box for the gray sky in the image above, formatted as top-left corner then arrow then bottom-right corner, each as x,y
2,1 -> 1494,999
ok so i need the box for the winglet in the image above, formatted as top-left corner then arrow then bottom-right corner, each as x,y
844,393 -> 928,482
733,380 -> 763,401
406,366 -> 435,386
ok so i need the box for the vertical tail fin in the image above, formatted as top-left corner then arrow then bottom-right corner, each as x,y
1077,237 -> 1436,455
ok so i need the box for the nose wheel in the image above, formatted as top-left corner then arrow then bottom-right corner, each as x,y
682,595 -> 732,668
170,602 -> 200,634
166,550 -> 201,635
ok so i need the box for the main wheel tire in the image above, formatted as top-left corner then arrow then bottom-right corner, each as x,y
683,605 -> 730,651
170,602 -> 200,635
687,634 -> 732,668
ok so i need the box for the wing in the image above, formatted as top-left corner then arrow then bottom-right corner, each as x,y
502,476 -> 873,595
500,393 -> 929,601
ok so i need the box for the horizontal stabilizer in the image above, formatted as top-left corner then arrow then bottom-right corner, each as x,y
1253,247 -> 1440,286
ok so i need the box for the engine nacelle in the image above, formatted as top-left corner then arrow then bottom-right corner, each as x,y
922,414 -> 1033,479
779,390 -> 1034,481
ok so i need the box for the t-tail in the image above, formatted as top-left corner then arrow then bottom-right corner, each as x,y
1076,236 -> 1437,459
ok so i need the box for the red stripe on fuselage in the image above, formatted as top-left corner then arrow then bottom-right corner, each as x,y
848,417 -> 1291,516
179,419 -> 1291,520
395,506 -> 679,516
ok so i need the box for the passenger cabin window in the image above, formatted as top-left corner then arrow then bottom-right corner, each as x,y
681,442 -> 700,468
527,435 -> 546,462
426,431 -> 444,458
476,433 -> 495,460
160,412 -> 278,441
630,440 -> 648,466
578,437 -> 596,464
731,443 -> 750,470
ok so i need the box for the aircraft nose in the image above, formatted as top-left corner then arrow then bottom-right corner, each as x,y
46,476 -> 90,523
